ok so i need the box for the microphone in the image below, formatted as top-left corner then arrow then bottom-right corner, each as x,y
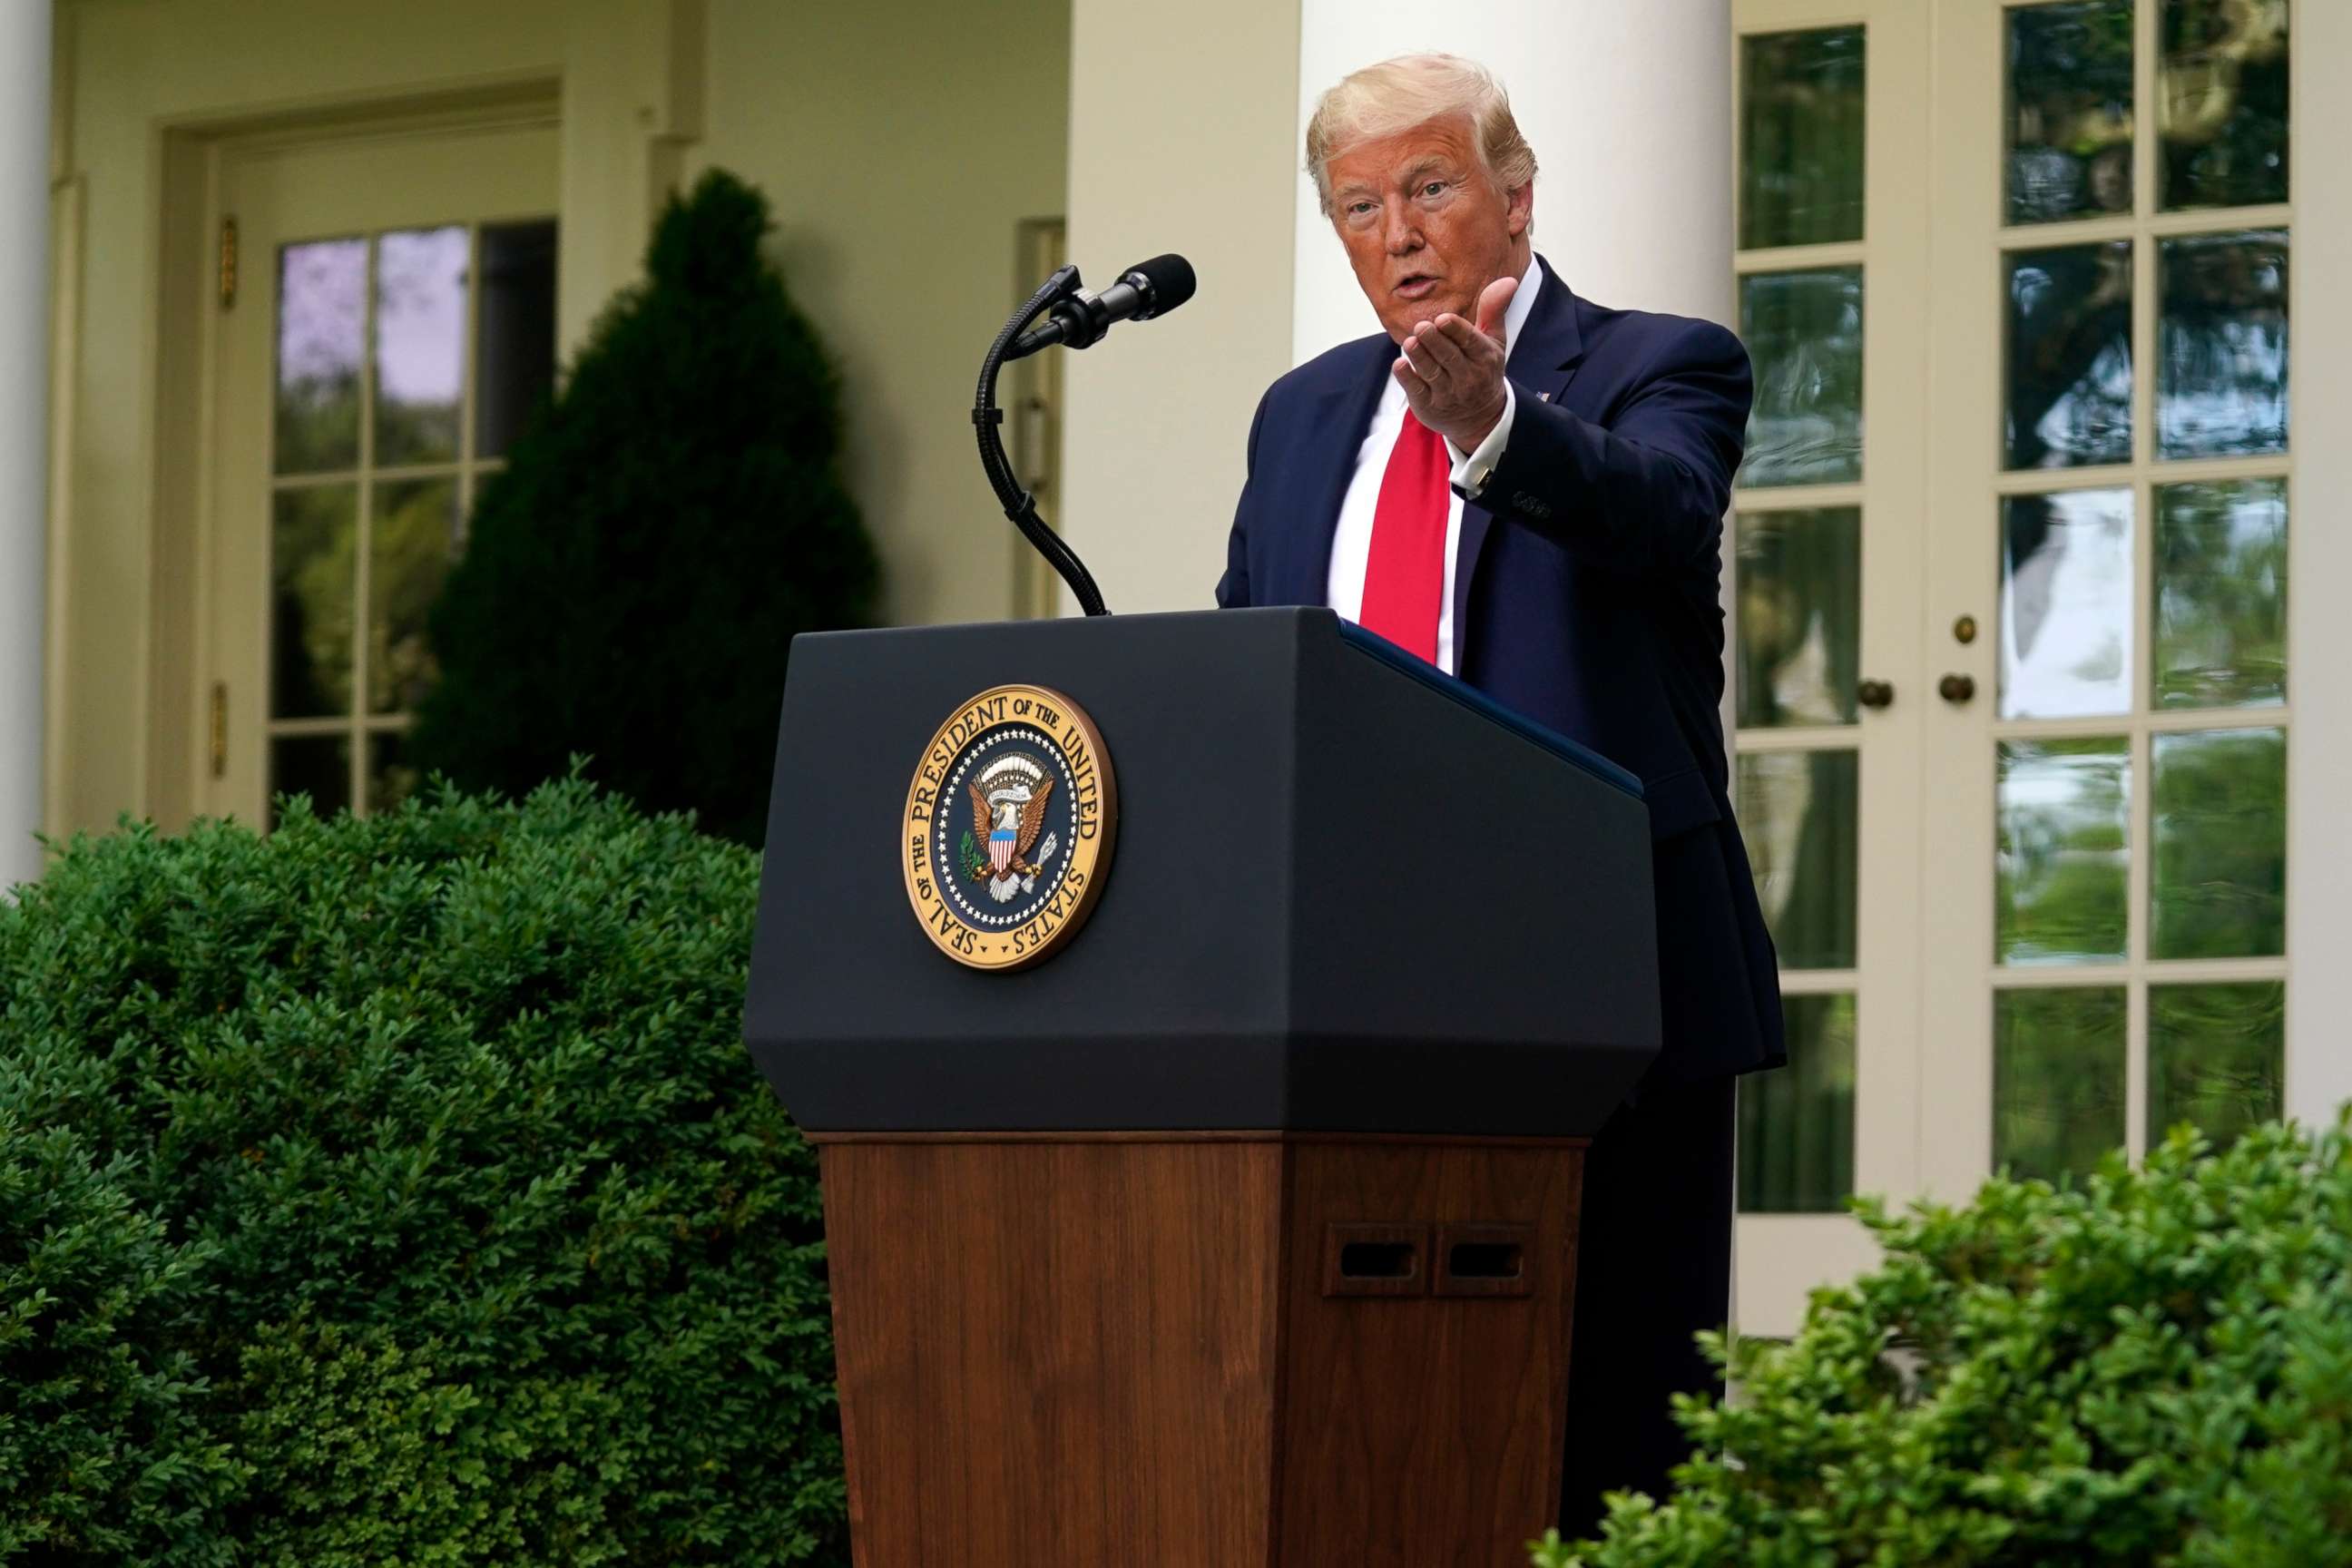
1010,253 -> 1196,358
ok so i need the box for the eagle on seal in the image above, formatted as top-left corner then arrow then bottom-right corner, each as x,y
970,772 -> 1054,878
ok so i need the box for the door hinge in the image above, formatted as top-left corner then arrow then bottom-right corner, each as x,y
218,216 -> 238,310
209,682 -> 228,778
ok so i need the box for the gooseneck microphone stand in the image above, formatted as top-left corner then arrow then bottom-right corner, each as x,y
973,264 -> 1111,618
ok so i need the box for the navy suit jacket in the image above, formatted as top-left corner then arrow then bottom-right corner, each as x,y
1217,257 -> 1784,1083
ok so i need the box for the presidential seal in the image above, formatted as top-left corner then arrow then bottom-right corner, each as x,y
901,684 -> 1117,971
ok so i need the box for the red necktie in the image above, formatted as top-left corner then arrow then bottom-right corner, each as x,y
1357,410 -> 1449,663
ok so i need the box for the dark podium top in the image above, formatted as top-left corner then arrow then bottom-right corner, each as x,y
744,607 -> 1660,1136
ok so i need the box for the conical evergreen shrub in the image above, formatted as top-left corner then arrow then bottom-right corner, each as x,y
412,170 -> 878,845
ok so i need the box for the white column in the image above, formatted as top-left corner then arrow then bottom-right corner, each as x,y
0,1 -> 51,888
1291,4 -> 1733,359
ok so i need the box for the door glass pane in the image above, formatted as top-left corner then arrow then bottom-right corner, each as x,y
368,731 -> 419,816
1740,268 -> 1863,487
2005,243 -> 2134,469
1737,507 -> 1860,728
2148,980 -> 2285,1148
270,734 -> 353,828
1740,27 -> 1867,250
1998,738 -> 2130,966
2159,0 -> 2289,211
1739,992 -> 1856,1213
370,477 -> 459,714
2157,229 -> 2288,460
271,484 -> 357,720
1737,750 -> 1858,970
2153,478 -> 2286,709
2151,726 -> 2285,958
374,226 -> 468,467
2005,0 -> 2136,225
274,238 -> 367,475
476,219 -> 559,458
2001,488 -> 2134,719
1995,986 -> 2127,1181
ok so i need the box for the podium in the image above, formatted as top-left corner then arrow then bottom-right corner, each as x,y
745,607 -> 1658,1567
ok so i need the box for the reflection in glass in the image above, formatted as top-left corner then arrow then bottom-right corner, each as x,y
476,219 -> 559,457
1737,749 -> 1857,970
1737,508 -> 1860,728
2006,243 -> 2133,469
274,239 -> 367,475
270,734 -> 352,828
2160,0 -> 2289,211
369,731 -> 419,817
2158,230 -> 2288,459
1739,992 -> 1855,1214
1740,27 -> 1866,250
370,478 -> 459,713
1740,268 -> 1863,488
271,485 -> 357,720
1998,738 -> 2129,965
2005,0 -> 2135,225
2150,981 -> 2284,1150
2001,489 -> 2133,720
1995,986 -> 2127,1182
375,226 -> 469,467
2154,479 -> 2286,709
2151,726 -> 2285,959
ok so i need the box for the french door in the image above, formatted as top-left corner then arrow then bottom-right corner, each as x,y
1730,0 -> 2297,1335
204,112 -> 559,825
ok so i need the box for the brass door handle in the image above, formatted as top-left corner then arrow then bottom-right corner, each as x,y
1857,679 -> 1895,710
1938,672 -> 1977,704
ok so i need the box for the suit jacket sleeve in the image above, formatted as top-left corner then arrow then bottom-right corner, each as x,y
1475,318 -> 1752,582
1215,389 -> 1271,608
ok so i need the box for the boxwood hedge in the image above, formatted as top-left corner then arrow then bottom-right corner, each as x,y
0,779 -> 841,1564
1536,1120 -> 2352,1568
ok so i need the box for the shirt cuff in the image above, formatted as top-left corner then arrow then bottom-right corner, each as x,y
1446,379 -> 1516,499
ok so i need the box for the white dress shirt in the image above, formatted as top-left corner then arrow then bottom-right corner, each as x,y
1324,255 -> 1543,676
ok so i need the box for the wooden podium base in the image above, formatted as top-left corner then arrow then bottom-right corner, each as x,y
814,1132 -> 1586,1568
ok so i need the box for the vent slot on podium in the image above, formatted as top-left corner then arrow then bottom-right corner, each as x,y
1322,1223 -> 1427,1298
1435,1224 -> 1535,1298
1340,1241 -> 1415,1277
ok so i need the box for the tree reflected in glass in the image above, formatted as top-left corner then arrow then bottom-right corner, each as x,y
1741,27 -> 1867,249
2006,0 -> 2135,225
1995,987 -> 2126,1181
2160,0 -> 2289,211
2153,478 -> 2285,709
1998,738 -> 2130,966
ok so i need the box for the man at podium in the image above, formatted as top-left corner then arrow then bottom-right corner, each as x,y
1215,53 -> 1786,1527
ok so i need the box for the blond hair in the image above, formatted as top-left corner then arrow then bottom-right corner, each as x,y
1305,54 -> 1538,219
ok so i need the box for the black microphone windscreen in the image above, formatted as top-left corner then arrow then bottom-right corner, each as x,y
1126,253 -> 1196,318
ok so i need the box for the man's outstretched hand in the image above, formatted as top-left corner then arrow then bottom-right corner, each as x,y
1394,273 -> 1517,453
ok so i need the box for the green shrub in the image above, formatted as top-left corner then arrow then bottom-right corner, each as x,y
1534,1120 -> 2352,1568
411,169 -> 880,847
0,779 -> 842,1563
0,1115 -> 236,1564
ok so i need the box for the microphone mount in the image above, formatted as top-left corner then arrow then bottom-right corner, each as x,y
973,263 -> 1112,618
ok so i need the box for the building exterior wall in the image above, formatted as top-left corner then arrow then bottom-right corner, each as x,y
46,0 -> 1069,837
1054,0 -> 1303,616
690,0 -> 1071,633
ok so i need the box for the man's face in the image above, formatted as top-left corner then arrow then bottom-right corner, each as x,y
1326,116 -> 1533,346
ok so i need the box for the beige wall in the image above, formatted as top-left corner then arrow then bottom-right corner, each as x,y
1056,0 -> 1301,614
48,0 -> 1069,835
691,0 -> 1070,632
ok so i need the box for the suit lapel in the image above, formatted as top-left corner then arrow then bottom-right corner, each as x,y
1451,256 -> 1588,664
1293,338 -> 1393,605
